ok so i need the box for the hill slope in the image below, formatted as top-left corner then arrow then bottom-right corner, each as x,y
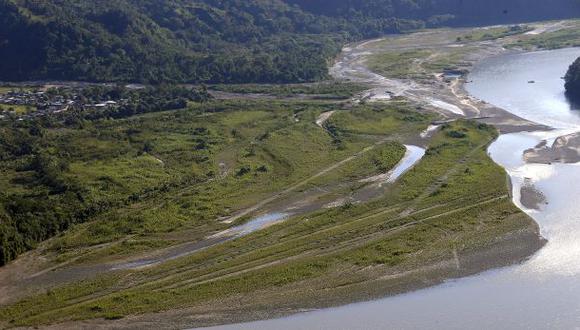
287,0 -> 580,24
0,0 -> 579,84
0,0 -> 350,83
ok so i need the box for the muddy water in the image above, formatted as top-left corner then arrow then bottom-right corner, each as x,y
209,213 -> 290,239
205,48 -> 580,329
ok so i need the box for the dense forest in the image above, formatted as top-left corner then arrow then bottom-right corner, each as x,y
0,0 -> 579,84
566,57 -> 580,99
286,0 -> 580,25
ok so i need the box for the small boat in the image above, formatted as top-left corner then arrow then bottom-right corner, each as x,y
528,80 -> 536,84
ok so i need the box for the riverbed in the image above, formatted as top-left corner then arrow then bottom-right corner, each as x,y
205,48 -> 580,330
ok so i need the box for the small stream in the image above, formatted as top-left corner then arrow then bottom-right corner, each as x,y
386,145 -> 426,183
359,145 -> 425,185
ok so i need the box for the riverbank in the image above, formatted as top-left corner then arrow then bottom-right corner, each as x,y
195,23 -> 580,330
1,21 -> 575,329
30,221 -> 543,330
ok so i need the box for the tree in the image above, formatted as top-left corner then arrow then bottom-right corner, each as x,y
565,57 -> 580,99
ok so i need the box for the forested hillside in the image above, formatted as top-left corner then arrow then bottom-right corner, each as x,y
0,0 -> 579,84
0,0 -> 349,83
287,0 -> 580,25
566,57 -> 580,99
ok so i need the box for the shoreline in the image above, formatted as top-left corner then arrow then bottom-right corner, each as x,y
1,23 -> 573,329
44,215 -> 544,330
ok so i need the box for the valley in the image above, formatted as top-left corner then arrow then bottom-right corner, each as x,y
3,18 -> 579,329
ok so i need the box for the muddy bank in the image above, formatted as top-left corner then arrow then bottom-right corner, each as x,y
520,179 -> 548,210
50,220 -> 544,330
524,132 -> 580,164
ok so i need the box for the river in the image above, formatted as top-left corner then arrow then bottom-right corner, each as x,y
205,48 -> 580,329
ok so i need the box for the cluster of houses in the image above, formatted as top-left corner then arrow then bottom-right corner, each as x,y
0,88 -> 121,119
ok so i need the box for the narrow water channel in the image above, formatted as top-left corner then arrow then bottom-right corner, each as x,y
206,48 -> 580,329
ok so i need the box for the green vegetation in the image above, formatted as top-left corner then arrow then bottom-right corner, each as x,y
328,106 -> 429,135
0,91 -> 433,266
0,117 -> 538,326
508,20 -> 580,50
565,57 -> 580,99
0,0 -> 577,84
0,0 -> 344,84
367,50 -> 432,79
209,82 -> 368,99
367,47 -> 471,79
457,25 -> 531,42
0,104 -> 35,114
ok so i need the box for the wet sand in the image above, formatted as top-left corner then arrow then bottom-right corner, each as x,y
524,132 -> 580,164
520,178 -> 548,210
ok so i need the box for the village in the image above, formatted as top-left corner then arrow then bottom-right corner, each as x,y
0,87 -> 121,120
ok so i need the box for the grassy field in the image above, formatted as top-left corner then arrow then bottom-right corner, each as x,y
0,118 -> 539,327
366,50 -> 432,79
0,96 -> 432,267
366,47 -> 474,80
458,25 -> 532,42
508,20 -> 580,49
